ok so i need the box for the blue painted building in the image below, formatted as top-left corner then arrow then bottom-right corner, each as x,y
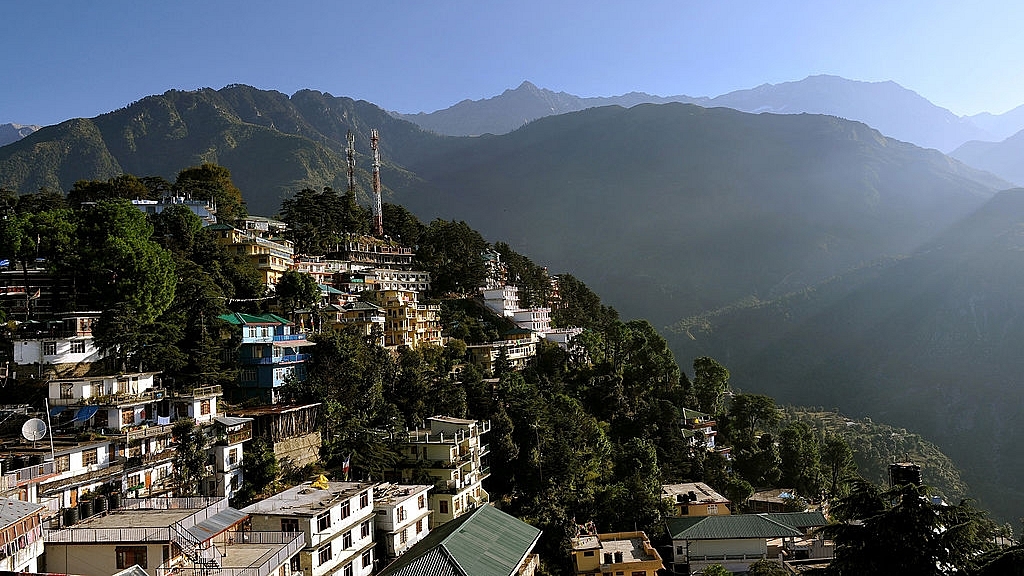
219,312 -> 313,404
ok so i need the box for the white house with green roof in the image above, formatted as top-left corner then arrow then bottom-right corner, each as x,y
666,511 -> 829,574
377,504 -> 541,576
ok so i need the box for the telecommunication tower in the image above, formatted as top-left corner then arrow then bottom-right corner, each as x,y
370,129 -> 384,237
346,130 -> 357,197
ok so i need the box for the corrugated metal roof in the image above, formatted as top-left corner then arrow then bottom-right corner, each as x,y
214,416 -> 253,427
769,511 -> 827,531
667,514 -> 803,540
378,505 -> 540,576
0,498 -> 44,527
187,508 -> 248,542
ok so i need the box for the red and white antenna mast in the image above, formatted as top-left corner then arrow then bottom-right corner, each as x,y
370,129 -> 384,237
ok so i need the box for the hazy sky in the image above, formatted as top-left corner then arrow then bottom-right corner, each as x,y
3,1 -> 1023,126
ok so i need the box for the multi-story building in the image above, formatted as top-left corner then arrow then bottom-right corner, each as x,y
244,480 -> 376,576
377,504 -> 540,576
570,530 -> 664,576
681,407 -> 718,451
372,269 -> 431,293
206,416 -> 253,500
219,312 -> 313,404
45,496 -> 303,576
326,301 -> 385,345
208,223 -> 295,286
389,416 -> 490,528
511,307 -> 551,334
0,498 -> 45,572
47,372 -> 166,432
372,483 -> 432,561
335,237 -> 416,270
131,195 -> 217,226
466,330 -> 538,374
11,311 -> 104,378
380,290 -> 442,349
663,483 -> 732,517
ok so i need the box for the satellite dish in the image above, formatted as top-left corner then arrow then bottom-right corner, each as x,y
21,418 -> 47,443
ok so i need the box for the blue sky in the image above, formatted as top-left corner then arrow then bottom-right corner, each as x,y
3,1 -> 1023,126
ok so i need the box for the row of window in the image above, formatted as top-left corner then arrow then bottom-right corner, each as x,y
43,340 -> 88,355
316,491 -> 373,532
317,542 -> 373,570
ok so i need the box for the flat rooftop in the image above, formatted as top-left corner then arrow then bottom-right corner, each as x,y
663,482 -> 730,504
243,481 -> 371,517
74,509 -> 195,530
600,537 -> 658,563
374,483 -> 431,507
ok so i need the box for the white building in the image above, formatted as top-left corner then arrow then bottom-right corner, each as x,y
0,498 -> 44,572
12,312 -> 104,375
245,479 -> 377,576
373,483 -> 432,560
390,417 -> 490,528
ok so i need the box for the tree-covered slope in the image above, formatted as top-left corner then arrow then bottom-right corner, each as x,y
0,86 -> 447,215
392,103 -> 1006,326
669,189 -> 1024,521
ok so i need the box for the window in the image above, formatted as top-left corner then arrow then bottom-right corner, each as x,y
60,382 -> 74,399
228,448 -> 238,466
317,511 -> 331,532
317,544 -> 332,566
400,528 -> 407,544
240,368 -> 257,383
361,550 -> 372,569
200,400 -> 211,415
290,555 -> 301,572
359,490 -> 369,508
707,504 -> 718,515
70,340 -> 86,354
343,563 -> 353,576
397,506 -> 406,522
418,494 -> 426,509
583,551 -> 595,557
55,454 -> 70,473
82,448 -> 98,466
281,518 -> 299,533
122,410 -> 134,425
116,546 -> 148,569
43,341 -> 57,356
340,501 -> 350,520
416,519 -> 423,534
360,520 -> 371,539
439,500 -> 448,514
343,530 -> 352,549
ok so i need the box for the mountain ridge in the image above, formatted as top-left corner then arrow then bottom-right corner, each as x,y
394,75 -> 1022,153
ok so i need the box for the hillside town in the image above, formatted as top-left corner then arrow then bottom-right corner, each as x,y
0,151 -> 1018,576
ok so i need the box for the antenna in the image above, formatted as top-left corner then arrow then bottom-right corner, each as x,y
370,129 -> 384,237
22,418 -> 47,446
346,130 -> 357,198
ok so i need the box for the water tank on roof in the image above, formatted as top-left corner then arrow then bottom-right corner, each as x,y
63,507 -> 79,526
79,499 -> 93,519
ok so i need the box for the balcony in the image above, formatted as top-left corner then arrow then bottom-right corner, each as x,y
241,353 -> 310,365
50,388 -> 167,407
273,333 -> 306,342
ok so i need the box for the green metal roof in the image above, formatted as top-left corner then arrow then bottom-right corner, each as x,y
379,505 -> 540,576
667,514 -> 803,540
769,511 -> 827,531
682,407 -> 711,420
217,312 -> 292,325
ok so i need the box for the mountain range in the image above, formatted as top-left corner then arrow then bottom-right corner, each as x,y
393,75 -> 1024,154
2,82 -> 1024,521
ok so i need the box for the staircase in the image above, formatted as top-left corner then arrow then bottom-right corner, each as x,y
170,522 -> 221,576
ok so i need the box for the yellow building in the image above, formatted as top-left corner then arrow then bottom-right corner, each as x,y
663,482 -> 732,517
571,530 -> 664,576
208,223 -> 295,286
381,289 -> 444,349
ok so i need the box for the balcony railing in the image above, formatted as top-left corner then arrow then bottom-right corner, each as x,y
0,460 -> 56,490
49,388 -> 167,407
242,353 -> 310,365
273,334 -> 307,342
